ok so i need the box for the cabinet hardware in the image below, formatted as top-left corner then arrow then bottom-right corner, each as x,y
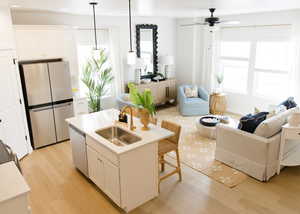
0,119 -> 2,123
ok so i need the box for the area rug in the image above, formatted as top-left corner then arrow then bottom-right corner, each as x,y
156,106 -> 248,188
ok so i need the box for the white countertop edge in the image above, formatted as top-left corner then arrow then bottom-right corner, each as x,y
66,109 -> 174,155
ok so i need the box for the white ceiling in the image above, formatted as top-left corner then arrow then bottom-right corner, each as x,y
8,0 -> 300,18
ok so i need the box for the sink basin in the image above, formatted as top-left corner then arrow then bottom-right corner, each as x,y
95,126 -> 141,147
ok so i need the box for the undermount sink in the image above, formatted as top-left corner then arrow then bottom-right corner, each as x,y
95,126 -> 142,147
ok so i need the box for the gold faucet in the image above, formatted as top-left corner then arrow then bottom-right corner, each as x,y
120,106 -> 136,131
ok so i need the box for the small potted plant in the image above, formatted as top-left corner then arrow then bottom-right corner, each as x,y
128,83 -> 156,130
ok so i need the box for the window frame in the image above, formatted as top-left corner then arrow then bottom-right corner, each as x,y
218,35 -> 292,101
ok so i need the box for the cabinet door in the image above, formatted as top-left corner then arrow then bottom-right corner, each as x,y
87,146 -> 105,190
104,159 -> 120,205
155,82 -> 167,104
168,79 -> 176,100
0,51 -> 28,158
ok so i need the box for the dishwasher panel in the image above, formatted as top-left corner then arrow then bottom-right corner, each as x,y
69,126 -> 88,177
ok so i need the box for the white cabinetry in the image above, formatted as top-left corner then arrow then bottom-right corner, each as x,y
86,136 -> 158,212
0,6 -> 30,158
0,51 -> 29,158
0,162 -> 30,214
87,145 -> 120,205
0,7 -> 14,50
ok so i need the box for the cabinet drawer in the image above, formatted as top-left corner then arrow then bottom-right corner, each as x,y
86,136 -> 119,166
284,129 -> 300,140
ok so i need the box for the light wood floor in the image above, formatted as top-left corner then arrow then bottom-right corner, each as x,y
21,141 -> 300,214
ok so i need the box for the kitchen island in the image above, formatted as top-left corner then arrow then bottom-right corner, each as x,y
66,109 -> 173,212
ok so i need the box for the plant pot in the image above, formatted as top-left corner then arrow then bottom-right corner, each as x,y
288,112 -> 300,127
139,108 -> 150,131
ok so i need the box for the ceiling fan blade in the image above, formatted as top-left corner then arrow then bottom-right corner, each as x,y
220,20 -> 240,25
180,23 -> 207,27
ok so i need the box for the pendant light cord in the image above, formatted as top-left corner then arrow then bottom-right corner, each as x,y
91,2 -> 98,50
128,0 -> 133,52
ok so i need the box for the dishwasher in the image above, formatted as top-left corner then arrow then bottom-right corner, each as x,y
69,125 -> 88,177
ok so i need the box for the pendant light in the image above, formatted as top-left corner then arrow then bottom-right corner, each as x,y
127,0 -> 136,65
90,1 -> 99,54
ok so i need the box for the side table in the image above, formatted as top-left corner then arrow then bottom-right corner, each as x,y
210,93 -> 227,115
277,124 -> 300,174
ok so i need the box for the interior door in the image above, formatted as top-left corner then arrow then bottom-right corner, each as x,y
0,51 -> 28,158
22,63 -> 52,106
29,106 -> 56,148
48,62 -> 73,102
53,102 -> 74,142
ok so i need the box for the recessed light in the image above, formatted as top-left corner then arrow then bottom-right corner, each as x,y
11,5 -> 21,8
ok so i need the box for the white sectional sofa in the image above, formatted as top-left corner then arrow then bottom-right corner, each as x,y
215,107 -> 299,181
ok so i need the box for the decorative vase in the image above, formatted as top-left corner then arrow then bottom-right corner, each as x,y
288,112 -> 300,127
139,108 -> 150,130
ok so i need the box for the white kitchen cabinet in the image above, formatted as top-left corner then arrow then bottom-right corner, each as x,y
0,7 -> 15,50
103,158 -> 120,205
0,162 -> 31,214
87,145 -> 120,205
0,51 -> 29,158
87,145 -> 105,190
86,136 -> 158,212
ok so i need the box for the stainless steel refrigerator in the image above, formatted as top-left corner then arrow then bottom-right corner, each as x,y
19,59 -> 74,149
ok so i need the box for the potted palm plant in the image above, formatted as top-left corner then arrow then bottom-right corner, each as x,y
81,49 -> 114,112
128,83 -> 156,130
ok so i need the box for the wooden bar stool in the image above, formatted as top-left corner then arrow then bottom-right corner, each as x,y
158,120 -> 182,188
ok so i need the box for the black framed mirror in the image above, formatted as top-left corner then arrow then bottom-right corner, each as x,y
136,24 -> 158,79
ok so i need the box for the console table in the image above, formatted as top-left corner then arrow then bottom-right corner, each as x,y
277,124 -> 300,174
129,79 -> 176,105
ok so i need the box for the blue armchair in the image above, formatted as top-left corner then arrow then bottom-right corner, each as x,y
178,85 -> 209,116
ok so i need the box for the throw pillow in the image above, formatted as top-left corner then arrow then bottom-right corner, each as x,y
254,107 -> 276,119
184,86 -> 198,98
280,97 -> 297,109
238,112 -> 269,133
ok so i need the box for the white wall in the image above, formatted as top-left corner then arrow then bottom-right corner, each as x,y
176,10 -> 300,115
11,11 -> 177,88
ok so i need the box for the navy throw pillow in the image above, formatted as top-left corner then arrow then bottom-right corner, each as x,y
279,97 -> 297,109
238,112 -> 269,133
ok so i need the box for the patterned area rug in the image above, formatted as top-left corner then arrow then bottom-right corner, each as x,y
156,106 -> 248,188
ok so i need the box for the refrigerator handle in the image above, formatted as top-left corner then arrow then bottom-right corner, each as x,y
53,102 -> 73,108
30,106 -> 54,112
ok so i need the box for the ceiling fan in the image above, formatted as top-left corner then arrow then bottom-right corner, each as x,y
181,8 -> 240,27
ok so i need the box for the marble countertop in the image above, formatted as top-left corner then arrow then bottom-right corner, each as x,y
0,162 -> 30,203
66,109 -> 174,155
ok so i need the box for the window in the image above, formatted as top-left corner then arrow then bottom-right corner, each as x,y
219,25 -> 292,100
219,41 -> 251,93
76,29 -> 112,98
253,41 -> 291,98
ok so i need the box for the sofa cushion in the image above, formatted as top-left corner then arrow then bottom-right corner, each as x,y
280,97 -> 297,109
184,86 -> 198,98
238,112 -> 269,133
255,107 -> 300,138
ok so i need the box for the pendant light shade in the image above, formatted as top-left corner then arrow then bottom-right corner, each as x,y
127,51 -> 136,65
90,1 -> 99,51
127,0 -> 136,65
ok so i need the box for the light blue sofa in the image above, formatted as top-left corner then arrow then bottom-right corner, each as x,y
178,85 -> 209,116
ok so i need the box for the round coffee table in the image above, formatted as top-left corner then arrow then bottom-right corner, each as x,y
196,115 -> 237,139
